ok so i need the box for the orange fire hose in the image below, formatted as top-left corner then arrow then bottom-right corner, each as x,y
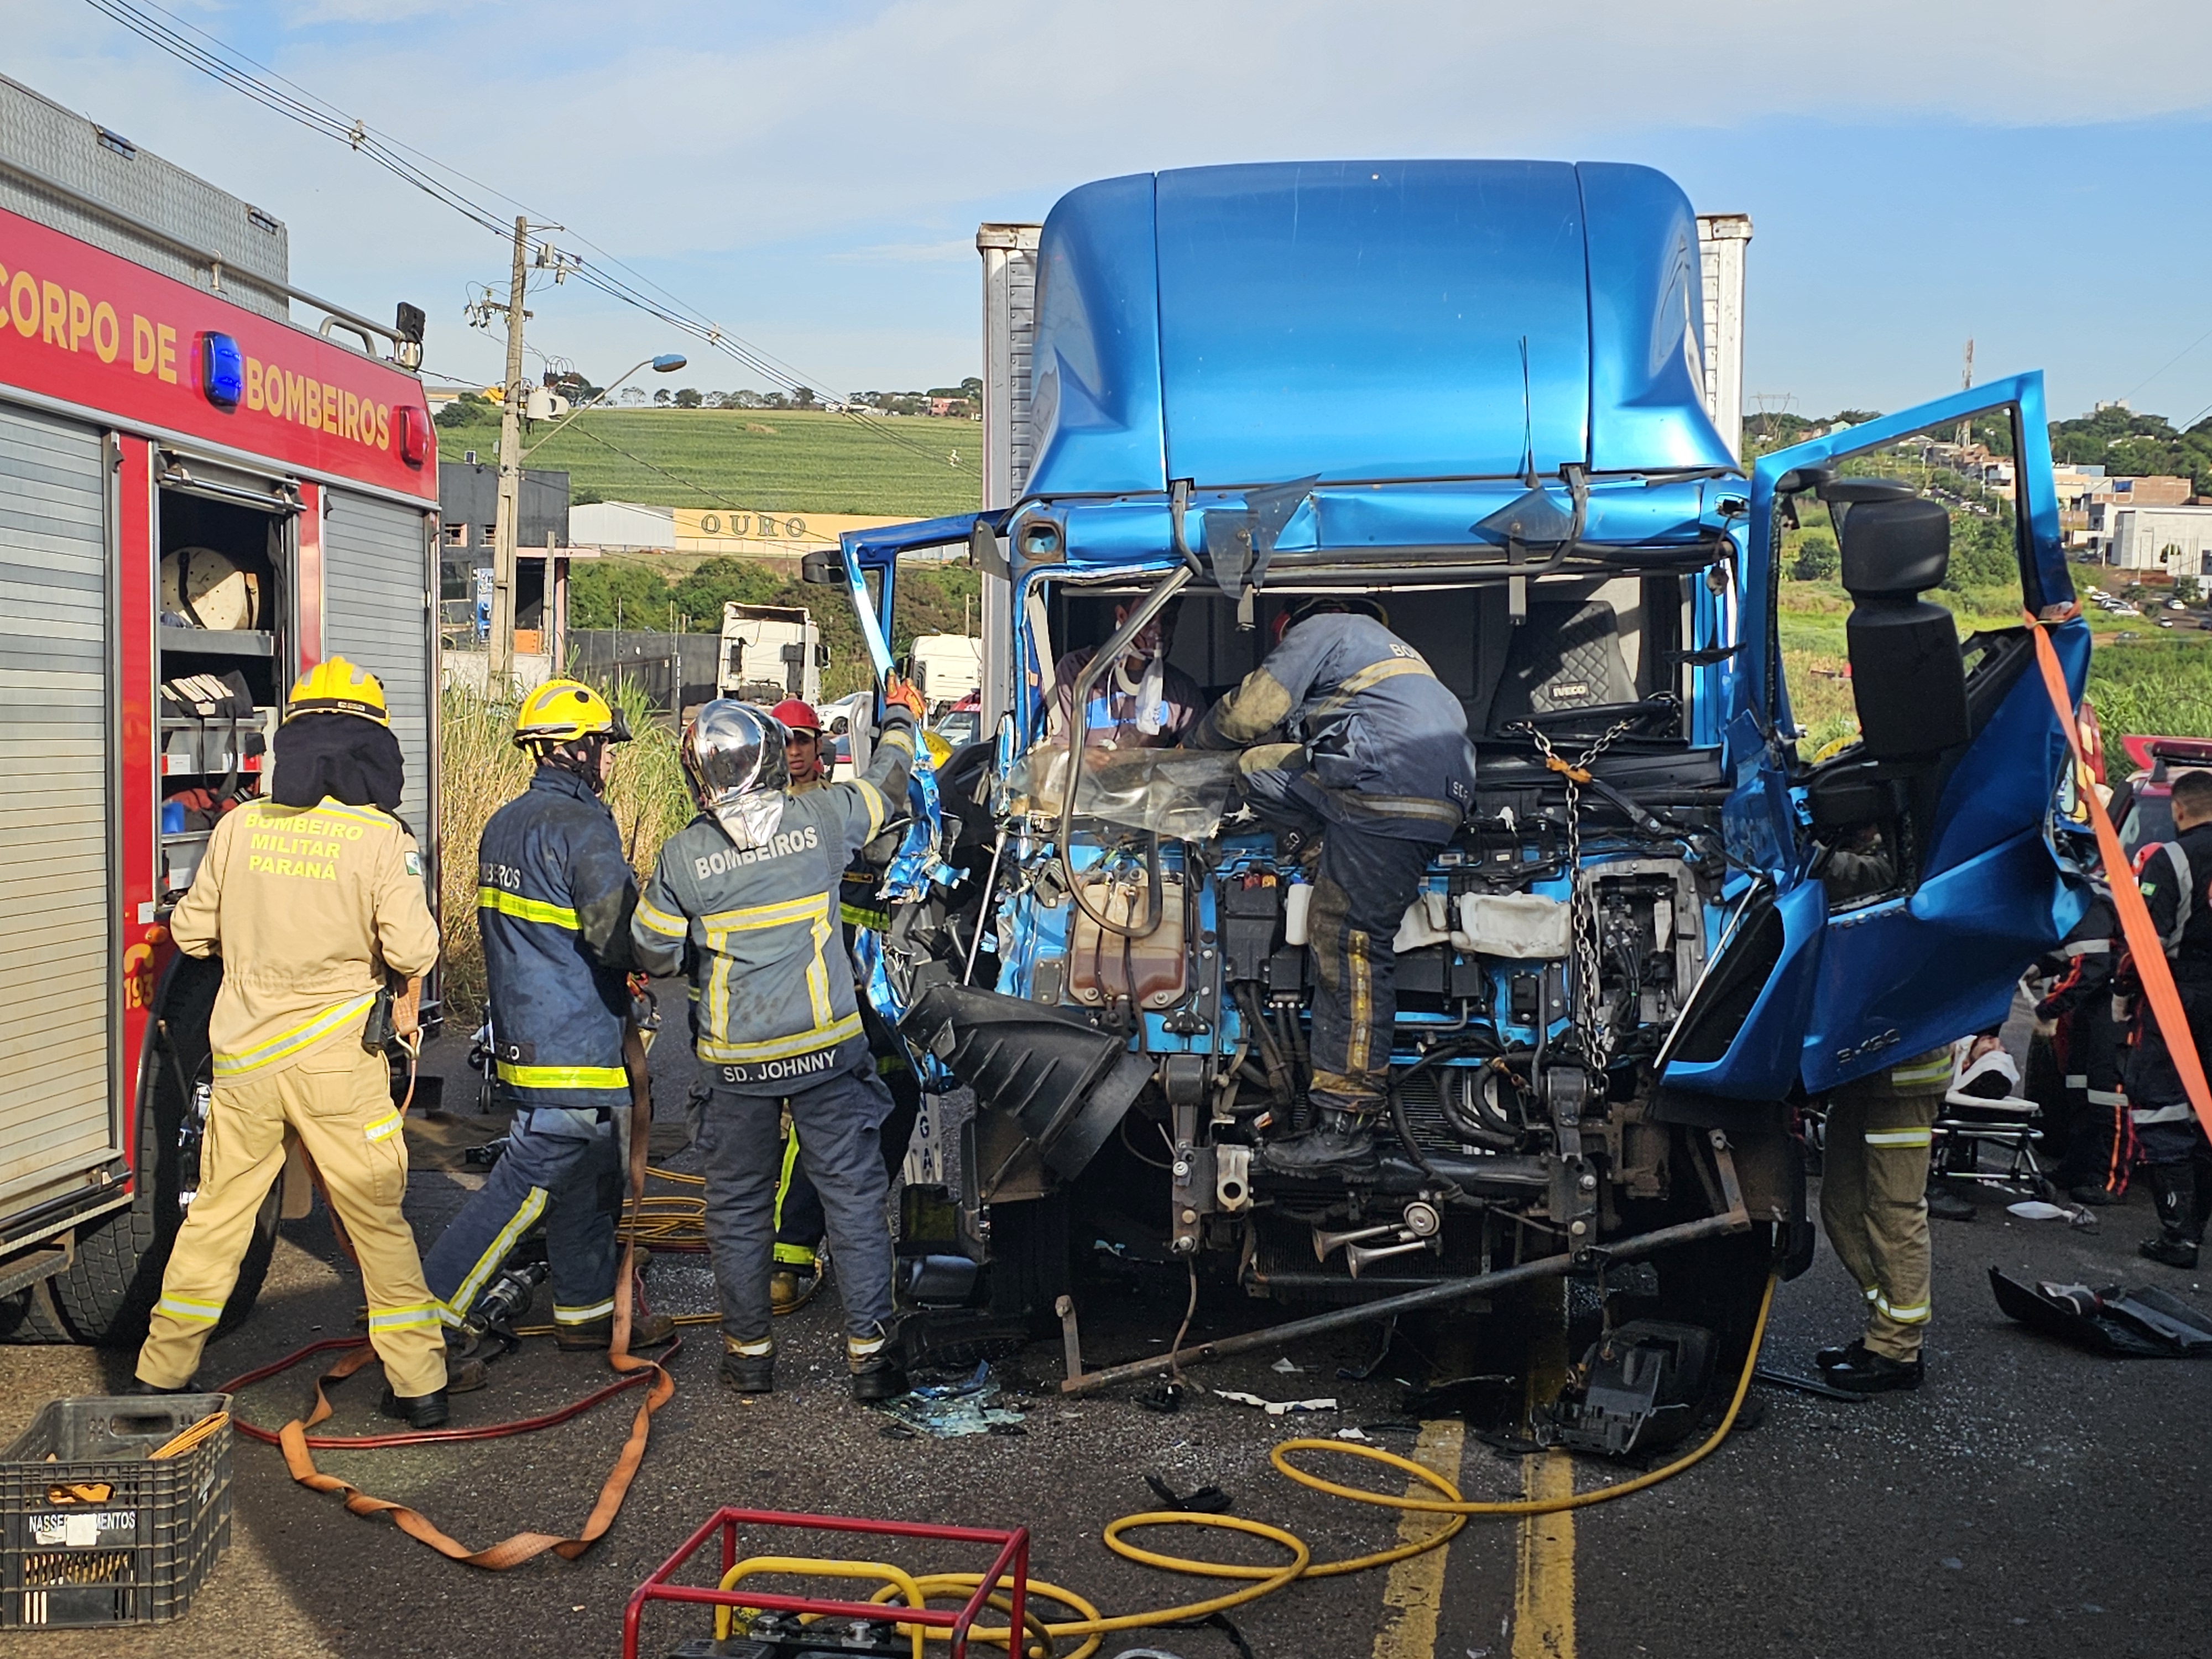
233,1024 -> 676,1568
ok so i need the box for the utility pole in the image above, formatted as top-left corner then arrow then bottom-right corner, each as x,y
1955,338 -> 1975,452
488,215 -> 530,684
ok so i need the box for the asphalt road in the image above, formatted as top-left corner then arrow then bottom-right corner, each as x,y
2,1034 -> 2206,1659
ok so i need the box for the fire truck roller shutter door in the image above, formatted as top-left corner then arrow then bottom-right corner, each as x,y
323,492 -> 435,839
0,403 -> 116,1204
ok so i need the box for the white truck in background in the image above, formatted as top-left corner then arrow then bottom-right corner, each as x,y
908,633 -> 984,713
969,212 -> 1751,725
717,602 -> 825,705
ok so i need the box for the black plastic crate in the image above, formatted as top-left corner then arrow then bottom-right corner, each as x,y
0,1394 -> 232,1629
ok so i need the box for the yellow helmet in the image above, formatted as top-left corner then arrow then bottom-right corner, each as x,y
288,656 -> 388,725
513,679 -> 630,748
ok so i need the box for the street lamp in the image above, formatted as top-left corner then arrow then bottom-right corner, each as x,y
491,350 -> 686,681
521,352 -> 687,458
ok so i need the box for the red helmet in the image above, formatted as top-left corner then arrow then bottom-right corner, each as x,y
771,698 -> 821,735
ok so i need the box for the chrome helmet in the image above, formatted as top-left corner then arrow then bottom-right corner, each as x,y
681,700 -> 791,850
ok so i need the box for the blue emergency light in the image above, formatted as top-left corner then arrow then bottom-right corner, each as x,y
200,331 -> 243,411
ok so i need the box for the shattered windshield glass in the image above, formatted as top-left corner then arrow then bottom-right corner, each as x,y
1006,744 -> 1243,841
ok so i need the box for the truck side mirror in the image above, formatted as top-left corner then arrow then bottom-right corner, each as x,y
1840,497 -> 1950,598
800,549 -> 842,586
1839,497 -> 1968,759
815,643 -> 831,667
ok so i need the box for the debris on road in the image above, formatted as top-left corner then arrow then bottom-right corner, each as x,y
875,1362 -> 1029,1437
2006,1199 -> 2099,1228
1213,1391 -> 1338,1415
1990,1267 -> 2212,1356
1144,1473 -> 1234,1513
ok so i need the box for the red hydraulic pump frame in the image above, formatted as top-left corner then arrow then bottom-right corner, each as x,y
621,1507 -> 1031,1659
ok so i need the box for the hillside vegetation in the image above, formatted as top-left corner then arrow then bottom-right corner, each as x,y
1780,578 -> 2212,758
435,405 -> 982,519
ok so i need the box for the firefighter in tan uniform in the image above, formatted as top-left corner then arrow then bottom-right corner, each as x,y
134,659 -> 460,1425
1814,1046 -> 1950,1392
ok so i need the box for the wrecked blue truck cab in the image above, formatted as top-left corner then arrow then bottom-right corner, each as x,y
824,161 -> 2091,1360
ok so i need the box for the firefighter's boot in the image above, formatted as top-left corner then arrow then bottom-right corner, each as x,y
770,1266 -> 821,1313
2140,1163 -> 2203,1269
1825,1348 -> 1924,1393
722,1335 -> 775,1394
556,1310 -> 677,1352
1262,1107 -> 1381,1178
847,1325 -> 908,1403
378,1357 -> 488,1428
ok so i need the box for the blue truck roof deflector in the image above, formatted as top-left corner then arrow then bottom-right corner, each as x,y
1026,159 -> 1736,500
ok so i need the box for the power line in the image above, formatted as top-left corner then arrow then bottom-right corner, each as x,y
82,0 -> 978,478
550,420 -> 744,509
2119,320 -> 2212,408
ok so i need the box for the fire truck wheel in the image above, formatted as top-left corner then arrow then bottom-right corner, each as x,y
49,956 -> 278,1347
0,1279 -> 76,1343
51,1125 -> 281,1349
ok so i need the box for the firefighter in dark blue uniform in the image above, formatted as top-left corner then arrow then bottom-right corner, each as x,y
2032,888 -> 2131,1206
1188,597 -> 1477,1176
422,680 -> 675,1350
2125,768 -> 2212,1267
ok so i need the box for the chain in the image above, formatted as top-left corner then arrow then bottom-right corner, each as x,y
1512,717 -> 1638,1068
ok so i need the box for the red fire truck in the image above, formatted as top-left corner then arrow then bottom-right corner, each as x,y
0,78 -> 439,1344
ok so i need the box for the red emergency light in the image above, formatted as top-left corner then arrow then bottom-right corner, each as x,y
395,404 -> 429,468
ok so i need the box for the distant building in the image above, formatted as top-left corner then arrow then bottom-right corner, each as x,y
569,500 -> 915,562
437,461 -> 574,670
2108,504 -> 2212,575
2060,471 -> 2194,557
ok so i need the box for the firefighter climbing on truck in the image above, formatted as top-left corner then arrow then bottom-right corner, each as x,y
1186,596 -> 1478,1176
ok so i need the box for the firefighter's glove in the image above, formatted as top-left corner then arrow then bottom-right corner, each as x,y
883,674 -> 927,723
1237,742 -> 1305,778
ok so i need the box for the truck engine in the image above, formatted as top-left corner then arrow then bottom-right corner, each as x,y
877,560 -> 1799,1367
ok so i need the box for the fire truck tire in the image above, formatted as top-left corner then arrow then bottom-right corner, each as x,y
49,954 -> 276,1347
0,1279 -> 77,1343
53,1187 -> 279,1348
51,1127 -> 280,1349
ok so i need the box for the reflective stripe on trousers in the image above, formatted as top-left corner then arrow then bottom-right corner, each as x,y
1820,1071 -> 1940,1363
211,992 -> 378,1078
420,1112 -> 623,1330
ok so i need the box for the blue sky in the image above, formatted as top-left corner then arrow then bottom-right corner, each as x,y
13,1 -> 2212,428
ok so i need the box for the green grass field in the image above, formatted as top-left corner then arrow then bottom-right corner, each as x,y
437,406 -> 984,518
1777,576 -> 2212,755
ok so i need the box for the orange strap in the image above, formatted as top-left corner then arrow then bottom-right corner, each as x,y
273,1025 -> 673,1569
2026,613 -> 2212,1139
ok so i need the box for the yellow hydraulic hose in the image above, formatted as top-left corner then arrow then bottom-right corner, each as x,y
1274,1269 -> 1777,1517
800,1274 -> 1781,1659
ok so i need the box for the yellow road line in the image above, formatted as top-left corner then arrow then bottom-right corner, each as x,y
1370,1417 -> 1468,1659
1513,1288 -> 1576,1659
